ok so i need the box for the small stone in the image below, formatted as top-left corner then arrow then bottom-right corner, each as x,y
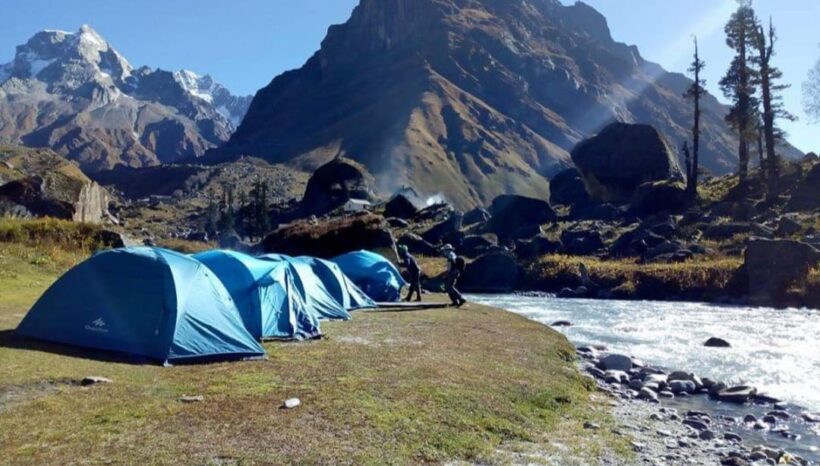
802,412 -> 820,423
639,387 -> 658,401
551,320 -> 572,327
80,376 -> 113,386
179,395 -> 204,403
583,421 -> 600,430
762,415 -> 778,424
724,432 -> 742,442
282,398 -> 301,409
656,428 -> 673,437
699,429 -> 715,440
586,366 -> 606,379
714,385 -> 756,403
631,441 -> 644,452
659,391 -> 675,398
743,414 -> 757,423
704,337 -> 731,348
682,419 -> 709,431
766,410 -> 789,420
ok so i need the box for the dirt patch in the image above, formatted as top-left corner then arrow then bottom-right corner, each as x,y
0,379 -> 75,414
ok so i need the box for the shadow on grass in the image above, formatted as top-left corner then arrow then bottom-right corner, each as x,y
0,329 -> 156,365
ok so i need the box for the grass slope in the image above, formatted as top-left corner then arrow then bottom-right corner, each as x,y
0,241 -> 623,465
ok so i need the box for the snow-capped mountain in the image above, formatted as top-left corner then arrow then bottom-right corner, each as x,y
0,25 -> 252,171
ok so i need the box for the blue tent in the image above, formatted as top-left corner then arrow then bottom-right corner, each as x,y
192,250 -> 321,341
293,256 -> 375,310
259,254 -> 352,321
16,248 -> 265,364
331,250 -> 407,302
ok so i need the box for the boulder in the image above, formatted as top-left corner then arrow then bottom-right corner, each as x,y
669,380 -> 696,394
515,235 -> 563,259
628,180 -> 688,217
788,162 -> 820,211
460,252 -> 520,293
398,233 -> 439,256
549,168 -> 590,206
486,195 -> 556,241
384,194 -> 418,220
775,215 -> 802,237
598,353 -> 632,372
300,158 -> 373,215
421,211 -> 464,244
704,337 -> 731,348
263,214 -> 396,260
459,234 -> 498,258
561,229 -> 605,255
570,122 -> 683,202
0,176 -> 111,223
463,207 -> 491,225
744,238 -> 820,307
702,222 -> 773,240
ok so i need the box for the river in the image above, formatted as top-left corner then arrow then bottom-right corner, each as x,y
468,294 -> 820,458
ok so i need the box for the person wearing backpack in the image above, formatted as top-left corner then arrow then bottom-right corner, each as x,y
398,245 -> 422,302
441,244 -> 466,307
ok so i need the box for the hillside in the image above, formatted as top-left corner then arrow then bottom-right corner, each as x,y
0,26 -> 251,172
221,0 -> 800,209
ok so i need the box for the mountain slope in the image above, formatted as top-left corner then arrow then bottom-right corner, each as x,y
224,0 -> 795,209
0,26 -> 252,172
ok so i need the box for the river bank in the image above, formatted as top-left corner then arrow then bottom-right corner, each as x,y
472,294 -> 820,465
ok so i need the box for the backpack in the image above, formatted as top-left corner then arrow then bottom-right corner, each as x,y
454,256 -> 467,273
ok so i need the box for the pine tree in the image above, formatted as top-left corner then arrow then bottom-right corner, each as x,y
719,0 -> 759,191
218,183 -> 235,234
684,36 -> 706,198
753,17 -> 795,197
205,196 -> 218,235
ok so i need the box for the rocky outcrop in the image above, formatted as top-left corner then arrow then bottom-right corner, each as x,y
487,195 -> 556,242
571,123 -> 683,202
787,162 -> 820,211
744,238 -> 820,307
300,158 -> 373,216
220,0 -> 788,209
262,213 -> 396,260
460,252 -> 520,293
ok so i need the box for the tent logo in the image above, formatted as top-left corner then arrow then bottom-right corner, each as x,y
85,317 -> 109,334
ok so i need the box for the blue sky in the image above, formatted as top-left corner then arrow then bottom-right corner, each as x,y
1,0 -> 817,152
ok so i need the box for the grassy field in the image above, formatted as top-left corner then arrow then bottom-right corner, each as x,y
0,240 -> 625,465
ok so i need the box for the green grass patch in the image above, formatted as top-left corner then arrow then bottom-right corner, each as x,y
0,245 -> 626,464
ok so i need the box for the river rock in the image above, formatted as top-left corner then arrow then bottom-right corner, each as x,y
682,419 -> 709,431
715,386 -> 757,404
598,354 -> 633,372
628,379 -> 643,391
604,370 -> 628,384
699,429 -> 716,440
762,415 -> 778,424
486,195 -> 556,241
723,432 -> 742,442
550,320 -> 572,327
659,391 -> 675,398
669,380 -> 696,394
638,387 -> 658,401
801,412 -> 820,423
460,252 -> 521,293
586,366 -> 606,379
704,337 -> 731,348
766,410 -> 789,421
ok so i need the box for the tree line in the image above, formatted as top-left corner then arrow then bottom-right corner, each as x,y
205,180 -> 272,240
683,0 -> 809,201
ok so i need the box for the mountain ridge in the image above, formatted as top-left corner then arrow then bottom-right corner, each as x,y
222,0 -> 800,209
0,25 -> 252,172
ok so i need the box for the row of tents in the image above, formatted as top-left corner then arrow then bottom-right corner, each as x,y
16,248 -> 407,365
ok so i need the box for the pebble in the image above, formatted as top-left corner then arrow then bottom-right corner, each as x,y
551,320 -> 572,327
80,376 -> 113,386
179,395 -> 204,403
282,398 -> 301,409
583,421 -> 600,430
704,337 -> 732,348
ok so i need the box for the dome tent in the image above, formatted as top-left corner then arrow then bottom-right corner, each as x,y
259,254 -> 352,321
331,250 -> 407,302
293,256 -> 375,311
16,248 -> 265,365
193,250 -> 321,341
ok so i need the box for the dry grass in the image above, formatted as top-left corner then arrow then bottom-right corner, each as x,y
0,218 -> 113,254
0,244 -> 625,465
524,254 -> 743,300
156,238 -> 216,254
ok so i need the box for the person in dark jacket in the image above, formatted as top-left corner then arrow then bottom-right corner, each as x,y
398,245 -> 422,302
441,244 -> 466,307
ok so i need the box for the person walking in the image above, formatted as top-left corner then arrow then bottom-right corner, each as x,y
441,244 -> 466,307
398,245 -> 422,302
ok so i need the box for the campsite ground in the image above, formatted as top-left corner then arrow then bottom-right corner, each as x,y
0,238 -> 630,465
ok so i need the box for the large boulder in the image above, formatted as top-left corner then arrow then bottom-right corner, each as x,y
460,252 -> 521,293
515,235 -> 563,259
422,211 -> 464,244
463,207 -> 491,226
384,194 -> 418,220
0,176 -> 111,224
300,158 -> 373,215
744,238 -> 820,307
628,180 -> 688,217
788,162 -> 820,211
549,168 -> 590,206
561,228 -> 606,255
263,213 -> 396,260
487,195 -> 556,242
459,234 -> 498,258
571,122 -> 683,202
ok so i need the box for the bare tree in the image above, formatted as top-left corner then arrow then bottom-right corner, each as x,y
804,46 -> 820,122
684,36 -> 706,199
